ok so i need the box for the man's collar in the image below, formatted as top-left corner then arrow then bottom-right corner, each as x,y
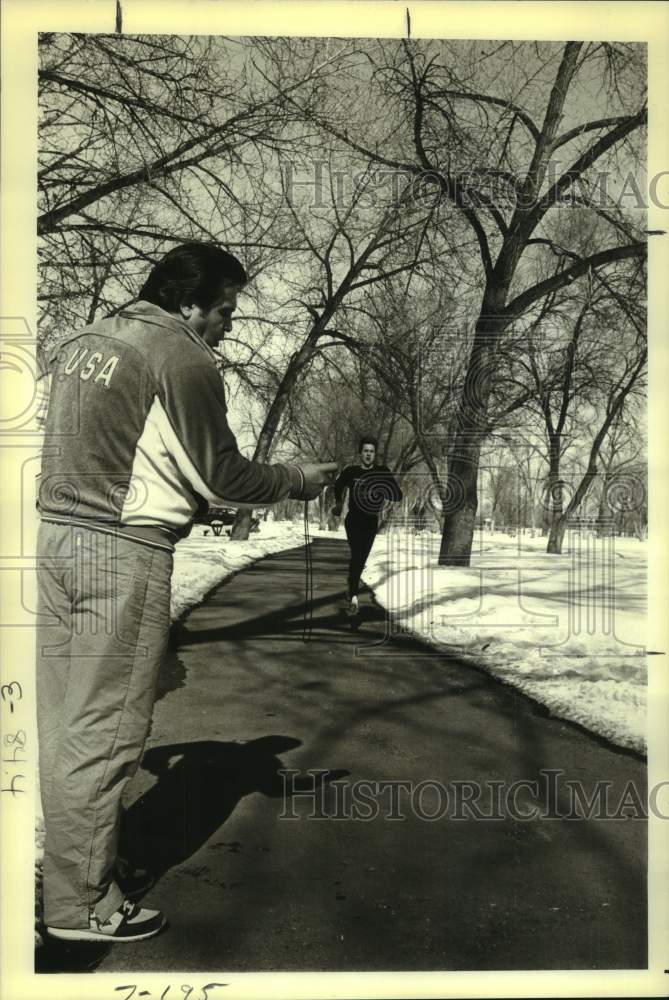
120,300 -> 220,364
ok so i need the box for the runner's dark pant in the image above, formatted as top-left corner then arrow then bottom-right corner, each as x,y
344,513 -> 377,599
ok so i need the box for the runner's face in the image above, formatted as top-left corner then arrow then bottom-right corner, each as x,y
360,444 -> 376,467
183,283 -> 241,347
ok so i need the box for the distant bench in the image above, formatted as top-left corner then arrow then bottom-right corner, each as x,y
195,508 -> 260,537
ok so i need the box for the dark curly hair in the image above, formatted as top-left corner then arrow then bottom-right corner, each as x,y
358,436 -> 378,452
138,242 -> 248,313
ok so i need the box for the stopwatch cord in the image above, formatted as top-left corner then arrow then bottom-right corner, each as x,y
302,500 -> 313,642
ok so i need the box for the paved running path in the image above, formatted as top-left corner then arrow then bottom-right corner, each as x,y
40,538 -> 646,973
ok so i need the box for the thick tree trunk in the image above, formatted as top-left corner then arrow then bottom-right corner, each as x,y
548,515 -> 568,554
438,448 -> 480,564
545,438 -> 563,553
230,508 -> 256,540
438,309 -> 505,565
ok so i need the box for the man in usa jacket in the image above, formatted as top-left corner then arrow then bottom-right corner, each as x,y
37,242 -> 336,942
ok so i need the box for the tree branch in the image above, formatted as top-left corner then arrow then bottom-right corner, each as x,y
530,106 -> 647,225
550,114 -> 640,151
503,243 -> 646,321
428,87 -> 540,142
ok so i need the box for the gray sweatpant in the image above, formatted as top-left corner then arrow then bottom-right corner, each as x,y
36,520 -> 173,929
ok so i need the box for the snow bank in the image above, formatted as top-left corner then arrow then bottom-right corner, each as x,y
170,520 -> 304,620
355,528 -> 647,755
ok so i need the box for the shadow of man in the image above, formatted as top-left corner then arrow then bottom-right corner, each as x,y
119,735 -> 349,878
37,736 -> 347,974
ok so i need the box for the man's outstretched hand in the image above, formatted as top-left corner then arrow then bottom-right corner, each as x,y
294,462 -> 338,500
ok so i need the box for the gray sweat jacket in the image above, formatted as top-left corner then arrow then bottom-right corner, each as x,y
38,301 -> 303,551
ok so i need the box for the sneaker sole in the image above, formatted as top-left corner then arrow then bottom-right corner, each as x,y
46,917 -> 166,943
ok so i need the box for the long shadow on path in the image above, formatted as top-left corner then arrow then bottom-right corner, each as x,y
56,537 -> 647,973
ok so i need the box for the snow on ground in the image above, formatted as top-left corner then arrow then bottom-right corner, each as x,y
170,519 -> 305,620
353,527 -> 647,755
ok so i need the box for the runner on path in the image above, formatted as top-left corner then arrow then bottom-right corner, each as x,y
36,242 -> 336,944
331,438 -> 402,617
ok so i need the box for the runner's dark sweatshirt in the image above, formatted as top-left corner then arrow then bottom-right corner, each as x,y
334,464 -> 403,523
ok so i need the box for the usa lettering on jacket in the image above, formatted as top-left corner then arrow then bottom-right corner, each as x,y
38,301 -> 299,552
62,346 -> 120,388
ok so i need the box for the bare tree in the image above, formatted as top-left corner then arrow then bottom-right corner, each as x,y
281,358 -> 418,528
342,274 -> 469,524
501,241 -> 646,551
302,38 -> 647,564
229,152 -> 438,539
592,404 -> 646,538
504,431 -> 549,536
37,33 -> 346,343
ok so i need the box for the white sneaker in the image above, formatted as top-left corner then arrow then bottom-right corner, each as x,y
347,596 -> 359,616
47,899 -> 166,942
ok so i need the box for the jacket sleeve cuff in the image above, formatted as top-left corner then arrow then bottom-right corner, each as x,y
287,465 -> 305,499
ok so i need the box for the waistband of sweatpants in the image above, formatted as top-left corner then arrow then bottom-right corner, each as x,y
39,514 -> 178,553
